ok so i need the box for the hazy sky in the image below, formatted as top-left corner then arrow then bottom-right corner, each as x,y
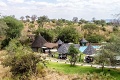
0,0 -> 119,20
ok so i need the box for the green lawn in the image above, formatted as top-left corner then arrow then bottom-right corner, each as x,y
47,62 -> 120,80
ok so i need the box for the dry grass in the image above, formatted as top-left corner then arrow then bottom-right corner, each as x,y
30,69 -> 80,80
0,50 -> 11,79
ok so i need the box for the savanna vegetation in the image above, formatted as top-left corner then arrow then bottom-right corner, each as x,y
0,14 -> 120,80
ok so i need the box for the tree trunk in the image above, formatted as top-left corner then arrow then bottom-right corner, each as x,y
101,62 -> 104,71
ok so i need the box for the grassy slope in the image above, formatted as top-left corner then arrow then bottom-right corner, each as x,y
47,62 -> 120,80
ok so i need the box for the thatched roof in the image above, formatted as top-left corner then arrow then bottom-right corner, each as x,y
65,44 -> 80,49
57,39 -> 63,44
57,44 -> 80,54
44,42 -> 58,49
31,35 -> 47,48
80,38 -> 88,43
83,43 -> 96,55
57,44 -> 68,54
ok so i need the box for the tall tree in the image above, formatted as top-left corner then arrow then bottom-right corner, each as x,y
37,15 -> 49,27
58,26 -> 80,43
31,15 -> 37,22
20,16 -> 24,21
25,15 -> 30,22
1,16 -> 23,48
111,14 -> 120,27
68,44 -> 80,66
3,16 -> 23,38
79,18 -> 88,24
72,17 -> 78,23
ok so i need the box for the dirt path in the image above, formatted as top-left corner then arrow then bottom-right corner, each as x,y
46,57 -> 120,69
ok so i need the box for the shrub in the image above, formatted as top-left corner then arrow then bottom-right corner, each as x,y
83,23 -> 98,30
2,39 -> 46,80
35,28 -> 55,42
58,26 -> 80,43
86,34 -> 104,43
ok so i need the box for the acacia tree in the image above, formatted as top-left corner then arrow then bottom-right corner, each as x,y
25,15 -> 30,22
79,18 -> 88,24
72,17 -> 78,23
31,15 -> 37,22
20,16 -> 24,21
37,15 -> 49,27
68,44 -> 80,66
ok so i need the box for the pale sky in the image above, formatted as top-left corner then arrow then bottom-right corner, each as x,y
0,0 -> 120,20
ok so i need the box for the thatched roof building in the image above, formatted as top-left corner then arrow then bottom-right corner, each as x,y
57,43 -> 80,59
31,35 -> 47,48
58,44 -> 68,54
80,38 -> 88,43
58,44 -> 80,53
83,43 -> 96,55
44,43 -> 58,49
80,38 -> 88,46
57,39 -> 63,45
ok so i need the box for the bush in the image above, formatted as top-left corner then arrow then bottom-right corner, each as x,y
2,39 -> 46,80
86,34 -> 104,43
58,26 -> 80,43
113,26 -> 119,32
83,23 -> 98,30
35,28 -> 55,42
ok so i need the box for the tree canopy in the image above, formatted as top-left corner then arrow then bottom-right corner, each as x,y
1,16 -> 23,48
58,26 -> 80,43
37,15 -> 49,27
68,44 -> 80,66
0,19 -> 8,37
3,16 -> 23,39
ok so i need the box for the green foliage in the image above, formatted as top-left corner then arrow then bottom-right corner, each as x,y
101,27 -> 106,31
2,40 -> 46,80
68,44 -> 80,66
56,21 -> 63,26
113,26 -> 119,32
29,24 -> 35,29
5,39 -> 23,54
79,18 -> 88,24
58,26 -> 80,43
48,62 -> 119,80
1,16 -> 23,48
95,49 -> 111,71
3,16 -> 23,39
105,33 -> 120,54
86,34 -> 104,43
0,19 -> 8,36
83,23 -> 98,30
93,19 -> 106,27
35,28 -> 55,42
95,33 -> 120,71
37,15 -> 49,27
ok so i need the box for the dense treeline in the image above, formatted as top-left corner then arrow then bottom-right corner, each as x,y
0,15 -> 120,49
